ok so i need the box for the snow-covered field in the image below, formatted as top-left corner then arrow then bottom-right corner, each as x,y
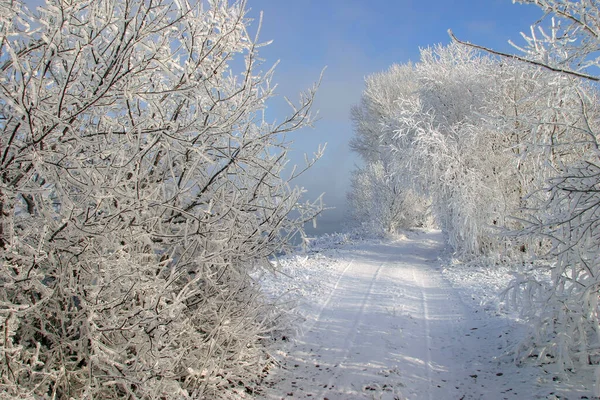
252,230 -> 595,399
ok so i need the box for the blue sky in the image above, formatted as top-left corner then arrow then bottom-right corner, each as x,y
21,0 -> 545,235
244,0 -> 543,234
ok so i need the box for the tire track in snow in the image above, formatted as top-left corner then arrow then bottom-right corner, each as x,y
299,260 -> 354,338
413,266 -> 434,400
319,259 -> 387,397
341,260 -> 385,357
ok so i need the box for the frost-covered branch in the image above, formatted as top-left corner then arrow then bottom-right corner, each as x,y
0,0 -> 323,398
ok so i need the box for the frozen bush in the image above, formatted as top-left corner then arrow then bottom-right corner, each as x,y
0,0 -> 322,398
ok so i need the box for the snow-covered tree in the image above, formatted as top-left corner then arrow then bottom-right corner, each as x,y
410,45 -> 523,256
449,0 -> 600,374
0,0 -> 322,398
348,64 -> 430,234
348,44 -> 560,256
440,0 -> 600,376
347,161 -> 429,234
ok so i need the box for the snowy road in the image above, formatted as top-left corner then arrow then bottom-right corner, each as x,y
256,231 -> 567,399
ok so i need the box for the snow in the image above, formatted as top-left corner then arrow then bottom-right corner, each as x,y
253,230 -> 596,399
